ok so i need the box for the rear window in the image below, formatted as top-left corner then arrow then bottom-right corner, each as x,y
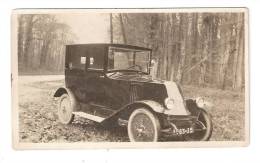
66,46 -> 86,70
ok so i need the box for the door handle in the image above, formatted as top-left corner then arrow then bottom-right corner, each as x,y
100,75 -> 105,78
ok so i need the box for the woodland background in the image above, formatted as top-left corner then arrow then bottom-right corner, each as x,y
17,12 -> 245,90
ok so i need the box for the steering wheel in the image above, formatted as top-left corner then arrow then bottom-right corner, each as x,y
126,64 -> 142,71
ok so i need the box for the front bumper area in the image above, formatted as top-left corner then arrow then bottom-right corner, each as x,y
161,115 -> 198,136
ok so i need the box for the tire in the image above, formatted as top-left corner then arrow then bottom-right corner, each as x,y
58,94 -> 75,124
184,109 -> 213,141
128,108 -> 161,142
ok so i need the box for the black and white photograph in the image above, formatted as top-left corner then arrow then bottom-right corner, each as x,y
11,8 -> 249,148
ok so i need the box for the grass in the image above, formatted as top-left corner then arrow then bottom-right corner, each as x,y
182,85 -> 245,141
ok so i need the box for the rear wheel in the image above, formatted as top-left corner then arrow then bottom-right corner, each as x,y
128,108 -> 161,142
58,94 -> 74,124
184,109 -> 212,141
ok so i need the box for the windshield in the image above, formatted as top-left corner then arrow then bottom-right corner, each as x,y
107,47 -> 151,73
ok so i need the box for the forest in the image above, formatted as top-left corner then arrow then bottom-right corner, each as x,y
17,12 -> 245,90
17,14 -> 76,73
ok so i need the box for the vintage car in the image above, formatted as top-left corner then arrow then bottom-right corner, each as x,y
54,43 -> 213,142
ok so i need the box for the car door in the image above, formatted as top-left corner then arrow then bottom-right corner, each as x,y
81,47 -> 116,118
82,47 -> 104,103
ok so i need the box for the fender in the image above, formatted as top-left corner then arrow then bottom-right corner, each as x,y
185,99 -> 202,116
132,100 -> 165,113
116,100 -> 166,119
114,99 -> 193,120
53,86 -> 70,97
53,86 -> 80,111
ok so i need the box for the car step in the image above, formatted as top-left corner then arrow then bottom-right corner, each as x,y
73,112 -> 105,123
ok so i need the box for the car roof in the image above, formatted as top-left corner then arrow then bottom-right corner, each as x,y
66,43 -> 152,51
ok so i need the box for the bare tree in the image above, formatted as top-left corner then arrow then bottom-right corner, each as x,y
22,15 -> 35,69
232,13 -> 244,90
110,13 -> 113,43
176,14 -> 188,83
119,14 -> 127,44
103,12 -> 245,90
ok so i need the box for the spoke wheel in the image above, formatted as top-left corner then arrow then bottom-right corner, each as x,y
128,108 -> 160,142
184,109 -> 213,141
58,94 -> 74,124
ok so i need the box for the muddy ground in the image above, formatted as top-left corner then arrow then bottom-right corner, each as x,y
18,75 -> 245,143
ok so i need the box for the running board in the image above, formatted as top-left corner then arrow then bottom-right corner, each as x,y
73,112 -> 105,123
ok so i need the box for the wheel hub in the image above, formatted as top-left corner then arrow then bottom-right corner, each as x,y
136,125 -> 146,136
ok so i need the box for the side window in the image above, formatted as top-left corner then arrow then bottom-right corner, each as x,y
87,48 -> 104,70
88,55 -> 103,70
69,55 -> 86,70
135,51 -> 149,72
81,56 -> 86,64
108,48 -> 133,70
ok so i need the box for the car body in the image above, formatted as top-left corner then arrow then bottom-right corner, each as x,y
54,43 -> 213,142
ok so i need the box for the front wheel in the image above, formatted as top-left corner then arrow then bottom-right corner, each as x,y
184,109 -> 213,141
128,108 -> 161,142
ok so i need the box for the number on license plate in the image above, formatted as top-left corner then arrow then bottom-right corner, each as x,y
173,127 -> 194,135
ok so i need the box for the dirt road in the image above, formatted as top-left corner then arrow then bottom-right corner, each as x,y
18,75 -> 245,143
18,75 -> 65,84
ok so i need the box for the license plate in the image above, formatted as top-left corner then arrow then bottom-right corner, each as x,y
173,127 -> 194,135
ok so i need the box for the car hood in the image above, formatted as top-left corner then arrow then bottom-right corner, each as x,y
108,73 -> 190,116
107,73 -> 155,82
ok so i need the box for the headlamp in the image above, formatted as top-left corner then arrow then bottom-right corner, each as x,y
164,98 -> 175,109
195,97 -> 205,108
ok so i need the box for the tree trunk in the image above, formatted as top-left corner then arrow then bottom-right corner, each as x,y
23,15 -> 35,69
18,15 -> 24,69
39,39 -> 51,68
193,13 -> 202,85
119,13 -> 127,44
199,15 -> 209,87
176,14 -> 187,83
110,13 -> 113,43
219,14 -> 233,89
234,17 -> 245,90
232,13 -> 244,89
148,14 -> 159,78
184,13 -> 195,84
169,13 -> 179,81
